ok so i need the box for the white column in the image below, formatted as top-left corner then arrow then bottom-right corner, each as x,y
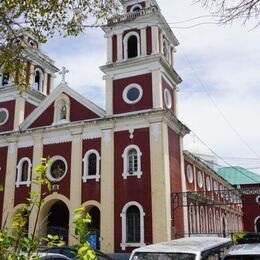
43,72 -> 48,95
107,36 -> 113,64
2,141 -> 18,229
29,64 -> 34,86
117,33 -> 123,61
100,129 -> 114,253
151,26 -> 159,54
13,96 -> 25,130
69,131 -> 83,245
151,69 -> 162,109
141,28 -> 147,56
105,77 -> 113,116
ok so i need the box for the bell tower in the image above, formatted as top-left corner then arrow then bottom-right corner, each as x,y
100,0 -> 182,116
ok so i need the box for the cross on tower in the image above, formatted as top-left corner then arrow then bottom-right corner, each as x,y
59,66 -> 69,83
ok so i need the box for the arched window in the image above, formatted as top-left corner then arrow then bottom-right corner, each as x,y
2,73 -> 10,86
16,158 -> 32,187
122,145 -> 142,179
120,202 -> 145,250
82,149 -> 100,182
215,210 -> 220,234
200,206 -> 205,234
130,4 -> 143,12
34,69 -> 43,91
53,94 -> 70,124
208,209 -> 214,233
189,203 -> 196,234
123,32 -> 140,60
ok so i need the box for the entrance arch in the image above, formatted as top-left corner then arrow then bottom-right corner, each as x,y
47,201 -> 69,243
255,216 -> 260,232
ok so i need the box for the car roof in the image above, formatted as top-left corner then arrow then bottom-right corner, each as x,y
226,243 -> 260,255
38,252 -> 71,259
131,237 -> 231,254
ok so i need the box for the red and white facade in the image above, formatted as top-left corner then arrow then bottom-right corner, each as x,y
0,0 -> 243,254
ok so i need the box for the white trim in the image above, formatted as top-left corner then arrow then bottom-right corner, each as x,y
16,157 -> 32,187
0,108 -> 9,125
164,88 -> 172,109
123,31 -> 141,60
120,201 -> 145,250
186,164 -> 193,184
122,83 -> 143,104
53,93 -> 71,124
256,195 -> 260,204
82,149 -> 101,182
47,155 -> 68,182
129,4 -> 143,12
122,144 -> 142,179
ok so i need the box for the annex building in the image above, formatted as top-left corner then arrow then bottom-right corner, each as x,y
0,0 -> 243,253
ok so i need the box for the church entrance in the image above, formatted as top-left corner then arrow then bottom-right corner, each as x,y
47,201 -> 69,244
87,206 -> 100,250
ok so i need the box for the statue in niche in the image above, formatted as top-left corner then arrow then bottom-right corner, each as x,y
60,100 -> 66,120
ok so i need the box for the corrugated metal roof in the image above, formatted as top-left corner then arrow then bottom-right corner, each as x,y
217,167 -> 260,185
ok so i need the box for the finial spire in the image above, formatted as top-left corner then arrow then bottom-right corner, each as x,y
59,66 -> 69,83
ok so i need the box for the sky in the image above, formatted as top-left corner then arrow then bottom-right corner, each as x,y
42,0 -> 260,173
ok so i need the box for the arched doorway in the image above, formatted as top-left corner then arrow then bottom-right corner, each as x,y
88,206 -> 100,250
255,217 -> 260,232
47,201 -> 69,244
222,215 -> 226,237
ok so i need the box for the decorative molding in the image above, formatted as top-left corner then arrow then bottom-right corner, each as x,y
129,128 -> 134,139
43,132 -> 72,145
17,140 -> 34,148
82,129 -> 101,140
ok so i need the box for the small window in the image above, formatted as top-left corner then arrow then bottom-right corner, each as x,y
123,32 -> 140,60
47,156 -> 68,182
16,158 -> 32,187
82,149 -> 100,182
123,83 -> 143,104
130,4 -> 143,12
163,38 -> 169,58
197,171 -> 203,188
186,165 -> 193,183
53,94 -> 70,124
0,108 -> 9,125
200,206 -> 205,233
120,202 -> 145,250
122,145 -> 142,179
34,69 -> 43,91
206,176 -> 211,191
208,209 -> 214,233
2,73 -> 10,86
164,89 -> 172,109
256,195 -> 260,204
189,204 -> 196,234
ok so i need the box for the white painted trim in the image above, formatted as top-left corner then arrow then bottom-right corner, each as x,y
122,144 -> 142,179
120,201 -> 145,250
122,83 -> 143,104
0,108 -> 9,126
53,93 -> 71,124
123,31 -> 141,60
46,155 -> 68,182
82,149 -> 101,182
129,4 -> 143,12
16,157 -> 32,187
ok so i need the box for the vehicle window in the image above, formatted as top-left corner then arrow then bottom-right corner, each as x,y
132,252 -> 196,260
224,256 -> 260,260
201,243 -> 231,259
61,248 -> 76,258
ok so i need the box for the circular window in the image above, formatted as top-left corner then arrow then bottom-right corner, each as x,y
0,108 -> 9,125
206,176 -> 211,191
164,89 -> 172,109
47,156 -> 68,182
123,84 -> 143,104
197,171 -> 203,188
186,165 -> 193,183
256,195 -> 260,204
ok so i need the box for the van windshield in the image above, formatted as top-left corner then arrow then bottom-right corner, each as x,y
132,252 -> 196,260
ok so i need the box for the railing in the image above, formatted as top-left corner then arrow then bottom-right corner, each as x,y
107,6 -> 159,25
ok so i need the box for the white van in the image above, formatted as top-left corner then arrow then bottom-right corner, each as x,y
223,243 -> 260,259
129,237 -> 232,260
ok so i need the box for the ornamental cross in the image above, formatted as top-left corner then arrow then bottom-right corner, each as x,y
59,66 -> 69,83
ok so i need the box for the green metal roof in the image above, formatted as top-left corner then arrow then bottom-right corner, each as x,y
217,167 -> 260,185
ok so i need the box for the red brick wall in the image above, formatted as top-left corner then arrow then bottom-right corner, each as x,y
114,128 -> 152,252
81,139 -> 101,204
113,73 -> 153,114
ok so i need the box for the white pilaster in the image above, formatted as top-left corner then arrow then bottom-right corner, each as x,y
117,33 -> 123,61
141,28 -> 147,56
13,96 -> 25,130
43,72 -> 48,95
107,36 -> 113,64
105,78 -> 113,116
151,26 -> 159,54
151,69 -> 162,109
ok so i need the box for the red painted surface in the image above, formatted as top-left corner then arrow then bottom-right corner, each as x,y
28,102 -> 54,129
114,128 -> 152,252
81,139 -> 101,204
184,161 -> 195,191
69,95 -> 101,121
14,147 -> 33,206
146,27 -> 152,55
168,127 -> 184,238
112,35 -> 117,62
162,78 -> 175,114
47,74 -> 51,95
42,143 -> 71,200
24,101 -> 37,119
0,146 -> 8,227
126,2 -> 146,12
241,183 -> 260,232
113,73 -> 153,114
0,100 -> 15,132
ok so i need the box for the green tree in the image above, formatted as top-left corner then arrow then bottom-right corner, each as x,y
0,0 -> 123,88
195,0 -> 260,26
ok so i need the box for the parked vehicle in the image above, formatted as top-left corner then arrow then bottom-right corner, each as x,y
223,243 -> 260,259
38,252 -> 71,259
129,237 -> 232,260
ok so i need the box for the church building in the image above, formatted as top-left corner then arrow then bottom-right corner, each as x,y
0,0 -> 243,254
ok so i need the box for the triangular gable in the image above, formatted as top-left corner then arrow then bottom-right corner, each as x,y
20,82 -> 105,130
